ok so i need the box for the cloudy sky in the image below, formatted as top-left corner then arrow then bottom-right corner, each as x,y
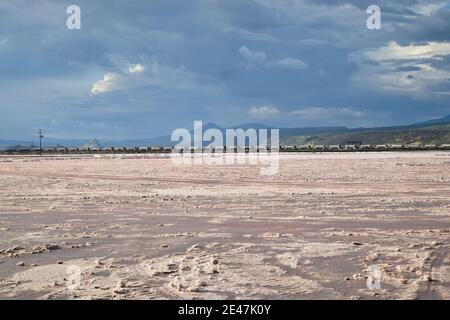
1,0 -> 450,140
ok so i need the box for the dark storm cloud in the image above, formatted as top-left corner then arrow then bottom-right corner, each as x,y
0,0 -> 449,140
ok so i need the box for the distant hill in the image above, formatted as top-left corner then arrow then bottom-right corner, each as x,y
99,122 -> 276,147
1,115 -> 450,149
411,115 -> 450,127
281,127 -> 349,137
79,139 -> 101,149
2,144 -> 32,151
281,123 -> 450,145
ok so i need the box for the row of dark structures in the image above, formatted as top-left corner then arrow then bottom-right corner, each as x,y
2,143 -> 450,155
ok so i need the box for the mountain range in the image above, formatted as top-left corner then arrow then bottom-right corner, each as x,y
1,115 -> 450,150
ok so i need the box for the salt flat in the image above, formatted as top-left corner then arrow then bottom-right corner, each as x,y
0,152 -> 449,299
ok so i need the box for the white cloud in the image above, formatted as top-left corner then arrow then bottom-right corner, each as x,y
290,107 -> 364,119
352,41 -> 450,96
239,46 -> 267,65
91,73 -> 122,94
238,46 -> 307,72
128,63 -> 145,74
411,2 -> 447,16
362,41 -> 450,61
248,105 -> 279,118
91,58 -> 201,95
271,57 -> 307,70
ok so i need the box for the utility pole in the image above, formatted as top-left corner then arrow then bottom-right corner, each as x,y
38,129 -> 44,156
408,129 -> 411,148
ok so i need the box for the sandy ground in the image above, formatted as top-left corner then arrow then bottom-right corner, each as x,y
0,152 -> 449,300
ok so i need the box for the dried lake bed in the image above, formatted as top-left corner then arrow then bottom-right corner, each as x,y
0,152 -> 449,299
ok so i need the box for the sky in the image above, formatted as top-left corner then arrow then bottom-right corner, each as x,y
1,0 -> 450,140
